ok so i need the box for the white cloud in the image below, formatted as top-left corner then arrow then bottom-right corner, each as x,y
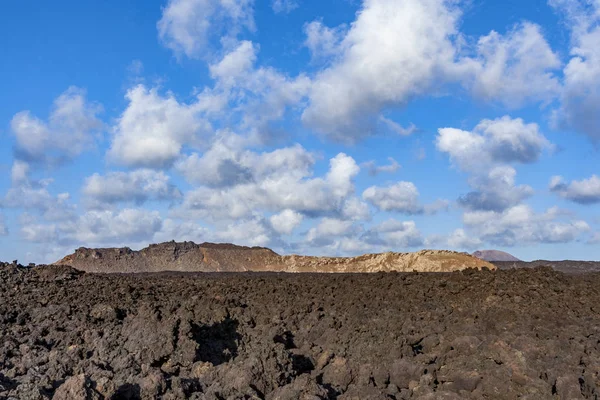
270,209 -> 303,235
550,175 -> 600,204
2,164 -> 75,222
209,40 -> 257,85
272,0 -> 298,14
10,87 -> 102,163
458,166 -> 534,211
174,152 -> 360,220
463,205 -> 590,246
157,0 -> 255,59
437,116 -> 551,170
213,218 -> 273,247
176,135 -> 314,187
460,22 -> 561,108
437,116 -> 549,212
303,20 -> 346,60
302,0 -> 462,142
362,219 -> 424,248
549,0 -> 600,142
61,209 -> 163,245
107,85 -> 211,168
306,217 -> 356,245
363,182 -> 423,214
207,41 -> 312,135
83,169 -> 181,208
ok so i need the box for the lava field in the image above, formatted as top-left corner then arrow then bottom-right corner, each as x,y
1,262 -> 599,399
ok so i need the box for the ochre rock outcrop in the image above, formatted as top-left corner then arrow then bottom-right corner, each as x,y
55,241 -> 496,273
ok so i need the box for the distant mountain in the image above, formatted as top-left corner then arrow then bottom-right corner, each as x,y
54,241 -> 496,274
473,250 -> 521,262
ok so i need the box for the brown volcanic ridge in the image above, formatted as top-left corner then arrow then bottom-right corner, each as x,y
55,241 -> 496,274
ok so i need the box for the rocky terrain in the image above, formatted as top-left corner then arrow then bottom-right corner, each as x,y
494,259 -> 600,274
1,261 -> 600,399
55,241 -> 495,274
472,250 -> 521,262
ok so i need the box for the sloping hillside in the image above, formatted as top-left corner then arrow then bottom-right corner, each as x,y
55,241 -> 496,273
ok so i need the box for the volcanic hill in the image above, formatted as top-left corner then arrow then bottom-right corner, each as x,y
472,250 -> 521,262
55,241 -> 496,274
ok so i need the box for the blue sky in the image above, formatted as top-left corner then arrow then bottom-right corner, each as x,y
1,0 -> 599,263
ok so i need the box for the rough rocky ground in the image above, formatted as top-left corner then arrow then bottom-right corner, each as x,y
2,261 -> 600,399
55,241 -> 495,274
494,260 -> 600,274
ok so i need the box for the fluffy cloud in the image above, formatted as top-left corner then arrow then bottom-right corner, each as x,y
108,85 -> 211,168
303,20 -> 346,60
306,218 -> 356,246
550,175 -> 600,204
83,170 -> 181,208
437,116 -> 551,170
363,182 -> 423,214
174,152 -> 360,220
463,205 -> 590,246
176,134 -> 314,187
270,209 -> 303,235
549,0 -> 600,142
361,219 -> 424,248
61,209 -> 163,246
10,87 -> 102,163
157,0 -> 255,58
2,163 -> 75,222
437,117 -> 549,212
460,22 -> 561,108
302,0 -> 462,141
458,166 -> 534,212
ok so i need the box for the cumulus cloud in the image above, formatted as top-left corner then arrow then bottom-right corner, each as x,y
174,152 -> 360,221
302,0 -> 462,142
361,219 -> 424,249
550,175 -> 600,204
10,87 -> 103,164
206,41 -> 311,135
306,218 -> 356,246
108,85 -> 211,168
157,0 -> 255,58
2,163 -> 75,222
270,209 -> 303,235
437,116 -> 550,212
437,116 -> 551,170
460,22 -> 561,108
303,20 -> 346,60
83,170 -> 181,208
363,182 -> 423,214
176,134 -> 314,187
62,209 -> 163,246
362,182 -> 445,215
549,0 -> 600,142
463,205 -> 590,246
458,166 -> 534,212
